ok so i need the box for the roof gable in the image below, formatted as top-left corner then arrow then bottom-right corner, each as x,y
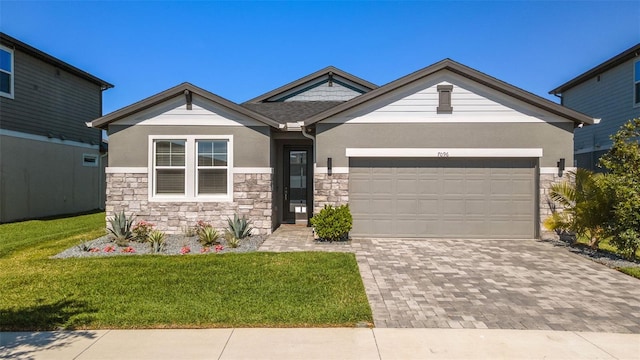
245,66 -> 378,103
304,59 -> 598,126
89,82 -> 280,129
550,43 -> 640,95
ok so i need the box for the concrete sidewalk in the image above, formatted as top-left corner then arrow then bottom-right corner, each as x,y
1,328 -> 638,359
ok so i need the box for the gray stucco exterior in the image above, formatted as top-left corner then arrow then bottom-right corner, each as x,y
108,125 -> 271,168
316,122 -> 574,168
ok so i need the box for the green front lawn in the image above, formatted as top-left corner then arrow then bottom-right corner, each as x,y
574,237 -> 640,279
0,213 -> 372,330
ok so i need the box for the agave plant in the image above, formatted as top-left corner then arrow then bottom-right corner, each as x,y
224,230 -> 240,248
147,230 -> 166,253
227,214 -> 253,239
107,210 -> 135,246
198,226 -> 220,246
547,169 -> 612,249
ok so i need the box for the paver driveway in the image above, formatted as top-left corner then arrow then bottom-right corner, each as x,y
260,227 -> 640,333
356,238 -> 640,333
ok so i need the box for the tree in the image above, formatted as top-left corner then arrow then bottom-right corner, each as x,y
545,169 -> 612,249
599,118 -> 640,260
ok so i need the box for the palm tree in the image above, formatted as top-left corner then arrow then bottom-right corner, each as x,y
545,169 -> 612,249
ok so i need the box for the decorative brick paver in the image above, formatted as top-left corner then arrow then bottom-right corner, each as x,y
261,228 -> 640,333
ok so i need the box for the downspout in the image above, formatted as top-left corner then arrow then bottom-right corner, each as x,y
300,123 -> 316,219
99,153 -> 108,210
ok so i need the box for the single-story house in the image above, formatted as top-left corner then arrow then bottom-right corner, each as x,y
89,59 -> 597,239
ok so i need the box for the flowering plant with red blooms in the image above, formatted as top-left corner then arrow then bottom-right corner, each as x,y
132,220 -> 155,241
121,246 -> 136,253
215,244 -> 224,253
104,245 -> 116,253
89,248 -> 100,253
180,246 -> 191,255
201,247 -> 210,253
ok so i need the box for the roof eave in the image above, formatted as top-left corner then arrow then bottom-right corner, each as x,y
0,32 -> 114,89
244,66 -> 378,104
89,83 -> 280,130
550,43 -> 640,95
304,59 -> 597,126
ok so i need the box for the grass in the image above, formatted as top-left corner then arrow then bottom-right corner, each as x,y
574,236 -> 640,280
0,213 -> 372,330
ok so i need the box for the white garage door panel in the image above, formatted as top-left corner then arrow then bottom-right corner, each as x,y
349,158 -> 536,238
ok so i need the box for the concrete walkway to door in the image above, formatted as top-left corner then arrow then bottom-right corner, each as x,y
260,227 -> 640,333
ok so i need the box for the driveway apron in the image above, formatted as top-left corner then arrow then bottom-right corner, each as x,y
261,228 -> 640,333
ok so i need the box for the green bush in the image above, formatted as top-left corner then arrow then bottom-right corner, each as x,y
599,118 -> 640,260
546,169 -> 612,249
227,214 -> 253,239
107,210 -> 135,246
310,204 -> 352,242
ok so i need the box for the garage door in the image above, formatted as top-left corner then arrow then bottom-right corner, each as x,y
349,158 -> 536,238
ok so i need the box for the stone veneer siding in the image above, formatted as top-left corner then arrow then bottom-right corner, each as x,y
313,173 -> 349,214
106,172 -> 272,235
539,170 -> 570,240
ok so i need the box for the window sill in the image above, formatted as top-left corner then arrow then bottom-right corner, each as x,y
148,195 -> 233,203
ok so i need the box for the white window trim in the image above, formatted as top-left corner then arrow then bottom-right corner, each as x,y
634,59 -> 640,108
148,135 -> 233,202
0,44 -> 14,99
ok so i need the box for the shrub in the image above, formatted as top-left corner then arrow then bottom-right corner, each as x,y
310,204 -> 353,242
227,214 -> 253,239
148,230 -> 166,253
198,226 -> 220,246
132,220 -> 155,242
107,211 -> 135,246
546,169 -> 612,249
599,118 -> 640,259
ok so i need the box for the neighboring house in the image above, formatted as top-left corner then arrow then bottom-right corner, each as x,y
550,43 -> 640,171
0,33 -> 113,222
90,59 -> 596,239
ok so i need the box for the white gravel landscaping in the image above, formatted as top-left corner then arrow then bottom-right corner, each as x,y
53,234 -> 265,259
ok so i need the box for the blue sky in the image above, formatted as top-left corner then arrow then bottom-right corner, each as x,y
1,1 -> 639,114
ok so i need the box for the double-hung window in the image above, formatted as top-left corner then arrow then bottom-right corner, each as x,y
0,45 -> 14,98
635,60 -> 640,106
150,135 -> 232,201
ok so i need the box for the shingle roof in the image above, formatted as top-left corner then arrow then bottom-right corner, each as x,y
241,101 -> 344,124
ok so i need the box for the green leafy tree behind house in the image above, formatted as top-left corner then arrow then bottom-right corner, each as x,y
599,118 -> 640,260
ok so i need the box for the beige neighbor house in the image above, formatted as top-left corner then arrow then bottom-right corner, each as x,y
0,33 -> 113,223
90,59 -> 597,239
550,43 -> 640,171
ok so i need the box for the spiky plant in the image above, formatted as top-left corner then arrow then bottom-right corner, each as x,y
147,230 -> 166,253
227,214 -> 253,239
198,226 -> 220,246
107,210 -> 135,246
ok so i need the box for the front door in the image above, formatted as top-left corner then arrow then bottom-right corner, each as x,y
283,146 -> 312,224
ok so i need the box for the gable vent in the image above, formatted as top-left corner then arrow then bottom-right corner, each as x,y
437,85 -> 453,114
